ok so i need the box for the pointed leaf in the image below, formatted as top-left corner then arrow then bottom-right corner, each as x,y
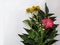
18,34 -> 29,40
45,3 -> 49,14
47,13 -> 54,17
23,20 -> 32,27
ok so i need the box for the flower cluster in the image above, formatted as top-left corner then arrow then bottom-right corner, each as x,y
41,18 -> 54,29
26,6 -> 40,13
26,6 -> 54,29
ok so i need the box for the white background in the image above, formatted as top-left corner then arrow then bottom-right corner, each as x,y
0,0 -> 60,45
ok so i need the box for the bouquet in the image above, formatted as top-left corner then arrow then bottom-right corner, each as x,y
18,3 -> 59,45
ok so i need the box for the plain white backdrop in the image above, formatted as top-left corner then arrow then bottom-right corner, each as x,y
0,0 -> 60,45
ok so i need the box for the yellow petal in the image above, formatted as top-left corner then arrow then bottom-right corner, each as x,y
36,6 -> 40,10
26,8 -> 31,12
32,6 -> 36,9
30,7 -> 35,12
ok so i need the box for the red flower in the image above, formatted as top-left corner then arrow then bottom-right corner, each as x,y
41,18 -> 54,29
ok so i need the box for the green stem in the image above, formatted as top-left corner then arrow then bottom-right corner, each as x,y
40,26 -> 43,45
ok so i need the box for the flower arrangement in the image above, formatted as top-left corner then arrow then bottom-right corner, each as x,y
18,3 -> 59,45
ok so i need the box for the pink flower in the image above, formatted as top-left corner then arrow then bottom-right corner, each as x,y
41,18 -> 54,29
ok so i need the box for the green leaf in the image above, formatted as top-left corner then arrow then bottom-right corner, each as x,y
44,39 -> 53,44
50,40 -> 58,44
30,18 -> 38,30
38,10 -> 46,19
45,28 -> 58,39
48,13 -> 54,16
44,39 -> 58,45
30,18 -> 36,24
48,30 -> 58,39
22,39 -> 34,45
24,28 -> 30,33
53,24 -> 59,28
50,17 -> 56,21
47,13 -> 54,17
18,34 -> 29,41
33,14 -> 38,20
24,28 -> 36,39
23,19 -> 32,27
22,38 -> 37,45
29,30 -> 36,39
45,3 -> 49,14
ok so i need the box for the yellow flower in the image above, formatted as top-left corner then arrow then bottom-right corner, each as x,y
26,8 -> 31,12
30,7 -> 35,12
32,6 -> 36,9
26,6 -> 40,13
35,6 -> 40,10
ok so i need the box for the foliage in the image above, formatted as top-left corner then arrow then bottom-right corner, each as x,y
18,3 -> 59,45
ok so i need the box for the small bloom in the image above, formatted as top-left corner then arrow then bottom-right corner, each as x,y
35,6 -> 40,10
26,8 -> 31,12
30,7 -> 35,12
26,6 -> 40,13
32,6 -> 36,9
41,18 -> 54,29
